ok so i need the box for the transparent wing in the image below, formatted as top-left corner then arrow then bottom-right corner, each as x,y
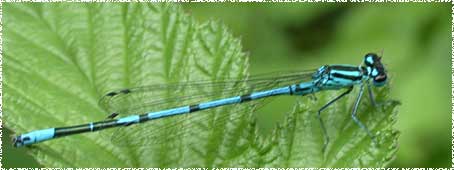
98,69 -> 316,117
98,69 -> 316,150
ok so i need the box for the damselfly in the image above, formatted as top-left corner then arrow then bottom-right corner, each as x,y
13,53 -> 387,152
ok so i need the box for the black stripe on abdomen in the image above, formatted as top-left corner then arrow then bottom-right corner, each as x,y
92,120 -> 118,131
240,94 -> 252,102
55,124 -> 93,137
189,105 -> 200,112
139,114 -> 149,122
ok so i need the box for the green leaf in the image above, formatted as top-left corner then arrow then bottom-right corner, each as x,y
4,3 -> 399,167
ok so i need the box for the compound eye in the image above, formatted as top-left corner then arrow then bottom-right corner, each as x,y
364,53 -> 379,66
374,74 -> 387,83
372,73 -> 387,87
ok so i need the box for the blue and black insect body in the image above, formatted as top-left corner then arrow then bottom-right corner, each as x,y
13,53 -> 387,152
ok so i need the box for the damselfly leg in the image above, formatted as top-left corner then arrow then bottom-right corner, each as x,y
317,86 -> 353,152
351,84 -> 378,146
367,82 -> 377,107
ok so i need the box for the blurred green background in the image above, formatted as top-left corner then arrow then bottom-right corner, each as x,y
4,3 -> 450,167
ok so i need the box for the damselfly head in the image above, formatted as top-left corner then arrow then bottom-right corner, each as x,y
364,53 -> 387,87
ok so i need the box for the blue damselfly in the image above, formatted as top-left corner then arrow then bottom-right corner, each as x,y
14,53 -> 387,152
